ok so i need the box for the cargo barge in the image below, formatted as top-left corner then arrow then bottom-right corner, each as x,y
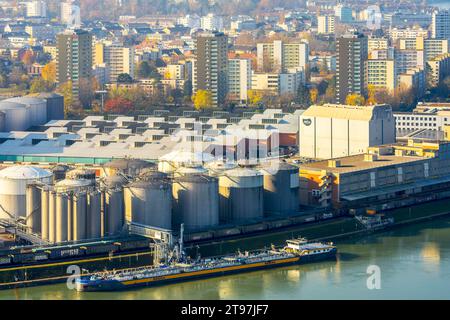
75,238 -> 337,292
0,237 -> 154,290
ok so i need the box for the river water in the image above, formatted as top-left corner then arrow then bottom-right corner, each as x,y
1,216 -> 450,300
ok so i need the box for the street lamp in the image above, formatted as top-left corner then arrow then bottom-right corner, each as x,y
95,90 -> 108,113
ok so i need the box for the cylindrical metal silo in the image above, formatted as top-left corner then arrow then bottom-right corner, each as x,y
34,92 -> 64,121
218,167 -> 264,223
26,184 -> 41,234
0,166 -> 53,219
51,165 -> 71,182
260,162 -> 300,216
48,191 -> 56,243
0,111 -> 5,132
174,166 -> 208,177
41,188 -> 49,240
55,192 -> 69,243
0,101 -> 30,131
66,169 -> 97,185
87,191 -> 101,239
101,176 -> 126,237
124,178 -> 172,230
102,159 -> 157,177
7,97 -> 47,127
73,192 -> 87,241
172,174 -> 219,231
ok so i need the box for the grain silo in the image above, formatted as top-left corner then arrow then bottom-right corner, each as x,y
41,188 -> 50,240
48,191 -> 56,243
260,162 -> 299,216
172,174 -> 219,230
101,176 -> 126,237
124,177 -> 172,230
102,159 -> 156,177
174,166 -> 208,177
0,166 -> 53,220
158,151 -> 214,173
26,184 -> 42,234
66,169 -> 97,185
87,191 -> 101,239
33,92 -> 64,121
0,101 -> 30,131
205,161 -> 238,176
51,165 -> 71,182
218,167 -> 264,223
54,179 -> 91,241
0,111 -> 5,132
6,97 -> 47,127
72,192 -> 87,241
54,178 -> 92,193
55,192 -> 69,243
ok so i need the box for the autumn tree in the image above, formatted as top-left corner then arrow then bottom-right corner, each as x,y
247,90 -> 265,107
309,88 -> 319,104
41,62 -> 56,83
345,93 -> 366,106
104,96 -> 134,114
192,90 -> 213,110
21,50 -> 35,66
29,78 -> 53,93
56,81 -> 74,117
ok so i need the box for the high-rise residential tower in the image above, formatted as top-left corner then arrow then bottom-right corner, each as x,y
192,32 -> 228,107
336,32 -> 368,103
432,10 -> 450,40
56,29 -> 93,99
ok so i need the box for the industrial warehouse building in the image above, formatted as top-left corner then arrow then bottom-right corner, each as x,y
299,104 -> 396,159
0,109 -> 302,165
299,140 -> 450,209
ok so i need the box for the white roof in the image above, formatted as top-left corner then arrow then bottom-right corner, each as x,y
0,165 -> 52,180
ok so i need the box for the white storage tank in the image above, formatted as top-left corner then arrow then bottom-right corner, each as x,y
172,174 -> 219,231
54,179 -> 92,193
218,167 -> 264,223
102,159 -> 157,177
0,101 -> 30,131
124,178 -> 172,230
100,176 -> 126,237
260,162 -> 300,216
6,97 -> 47,127
0,111 -> 5,132
0,166 -> 53,220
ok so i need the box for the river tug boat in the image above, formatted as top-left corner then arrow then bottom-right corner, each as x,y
75,236 -> 337,292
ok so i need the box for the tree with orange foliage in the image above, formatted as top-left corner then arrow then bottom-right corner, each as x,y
41,62 -> 56,83
345,93 -> 366,106
309,88 -> 319,104
104,97 -> 134,114
21,50 -> 35,66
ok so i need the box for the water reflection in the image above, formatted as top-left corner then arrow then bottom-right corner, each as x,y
1,216 -> 450,299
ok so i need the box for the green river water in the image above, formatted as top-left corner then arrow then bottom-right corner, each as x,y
1,215 -> 450,300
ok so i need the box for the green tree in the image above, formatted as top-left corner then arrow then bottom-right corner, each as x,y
117,73 -> 133,83
56,81 -> 74,117
29,78 -> 53,93
296,84 -> 311,107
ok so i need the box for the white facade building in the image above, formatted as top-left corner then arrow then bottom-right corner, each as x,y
300,104 -> 396,159
318,15 -> 335,34
26,1 -> 47,18
200,14 -> 224,31
228,59 -> 252,104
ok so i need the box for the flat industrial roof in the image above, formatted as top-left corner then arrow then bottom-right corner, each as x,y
301,153 -> 425,174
